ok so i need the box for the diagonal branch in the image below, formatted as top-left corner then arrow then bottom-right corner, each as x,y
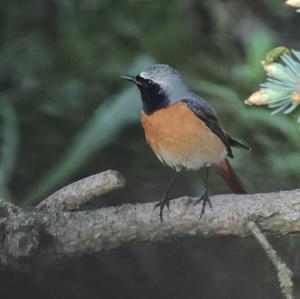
38,170 -> 125,210
247,221 -> 294,299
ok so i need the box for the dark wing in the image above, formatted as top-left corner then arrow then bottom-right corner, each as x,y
181,97 -> 250,158
224,132 -> 250,151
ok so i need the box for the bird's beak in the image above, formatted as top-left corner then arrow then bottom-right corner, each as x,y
120,75 -> 142,86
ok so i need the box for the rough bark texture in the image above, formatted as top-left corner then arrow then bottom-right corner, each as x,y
1,186 -> 300,268
38,170 -> 125,210
1,170 -> 298,298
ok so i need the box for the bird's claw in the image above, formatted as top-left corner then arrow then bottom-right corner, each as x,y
154,196 -> 170,222
194,190 -> 212,218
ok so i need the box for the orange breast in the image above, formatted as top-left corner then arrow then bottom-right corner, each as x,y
140,101 -> 227,171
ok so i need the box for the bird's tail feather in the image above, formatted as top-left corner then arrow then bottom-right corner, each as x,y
212,159 -> 247,194
227,135 -> 251,151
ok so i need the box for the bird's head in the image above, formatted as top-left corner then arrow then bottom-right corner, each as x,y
121,64 -> 190,114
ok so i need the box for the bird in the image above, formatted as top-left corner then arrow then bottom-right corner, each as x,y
121,64 -> 250,221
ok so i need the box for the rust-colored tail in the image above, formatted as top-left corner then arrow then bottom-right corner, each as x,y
212,159 -> 247,194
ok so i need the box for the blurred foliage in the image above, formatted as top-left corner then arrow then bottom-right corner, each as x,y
0,0 -> 299,204
0,99 -> 19,200
1,1 -> 300,299
24,56 -> 153,206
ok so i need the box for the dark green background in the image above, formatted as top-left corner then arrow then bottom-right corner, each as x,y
1,0 -> 300,298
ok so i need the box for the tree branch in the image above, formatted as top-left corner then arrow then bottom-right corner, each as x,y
38,170 -> 125,210
1,185 -> 300,265
0,170 -> 299,298
0,197 -> 21,216
246,221 -> 294,299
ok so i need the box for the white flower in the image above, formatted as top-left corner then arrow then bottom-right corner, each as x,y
246,48 -> 300,117
261,61 -> 296,83
244,90 -> 269,106
286,0 -> 300,8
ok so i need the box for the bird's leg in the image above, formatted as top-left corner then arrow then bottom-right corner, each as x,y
155,172 -> 178,222
194,167 -> 212,218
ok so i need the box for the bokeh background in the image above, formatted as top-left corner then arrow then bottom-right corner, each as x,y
1,0 -> 300,298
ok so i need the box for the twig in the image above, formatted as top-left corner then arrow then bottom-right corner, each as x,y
38,170 -> 125,210
246,221 -> 294,299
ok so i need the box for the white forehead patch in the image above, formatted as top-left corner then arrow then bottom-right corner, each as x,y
139,64 -> 181,85
139,71 -> 147,78
139,71 -> 158,81
138,65 -> 191,102
139,72 -> 162,85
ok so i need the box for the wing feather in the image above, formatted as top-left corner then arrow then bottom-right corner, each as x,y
181,97 -> 250,157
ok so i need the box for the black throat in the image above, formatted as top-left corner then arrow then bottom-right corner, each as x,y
138,83 -> 169,115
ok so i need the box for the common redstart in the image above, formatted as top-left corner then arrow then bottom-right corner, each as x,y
121,64 -> 250,221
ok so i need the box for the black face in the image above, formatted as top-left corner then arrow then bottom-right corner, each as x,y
122,75 -> 169,115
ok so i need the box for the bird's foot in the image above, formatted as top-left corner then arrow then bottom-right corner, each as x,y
154,195 -> 170,223
194,190 -> 212,218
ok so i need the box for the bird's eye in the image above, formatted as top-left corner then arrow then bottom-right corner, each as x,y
146,79 -> 153,86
